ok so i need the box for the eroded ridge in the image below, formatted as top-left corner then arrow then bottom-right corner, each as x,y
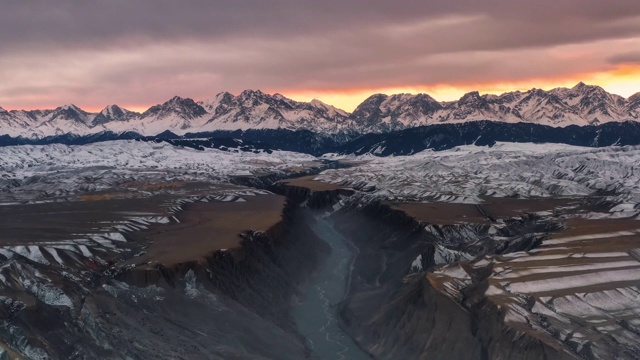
430,217 -> 640,359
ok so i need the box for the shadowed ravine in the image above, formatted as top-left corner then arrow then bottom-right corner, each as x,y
293,217 -> 372,360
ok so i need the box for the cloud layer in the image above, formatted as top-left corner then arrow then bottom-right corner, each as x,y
2,0 -> 640,111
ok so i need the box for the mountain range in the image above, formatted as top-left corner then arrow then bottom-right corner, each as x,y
1,83 -> 639,138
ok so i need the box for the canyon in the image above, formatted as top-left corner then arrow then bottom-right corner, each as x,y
0,140 -> 639,359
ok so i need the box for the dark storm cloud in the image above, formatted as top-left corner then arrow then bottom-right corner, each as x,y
3,0 -> 640,53
1,0 -> 640,109
608,52 -> 640,64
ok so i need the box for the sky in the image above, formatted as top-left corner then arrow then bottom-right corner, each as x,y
1,0 -> 640,113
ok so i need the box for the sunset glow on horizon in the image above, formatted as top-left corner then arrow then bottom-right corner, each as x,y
5,64 -> 640,114
282,64 -> 640,112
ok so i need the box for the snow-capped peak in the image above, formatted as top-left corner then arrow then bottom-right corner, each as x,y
57,103 -> 85,113
101,104 -> 121,117
198,92 -> 234,113
98,105 -> 136,123
309,99 -> 349,117
60,103 -> 76,109
196,90 -> 348,133
1,84 -> 639,138
348,83 -> 639,132
50,104 -> 92,123
573,81 -> 588,90
141,96 -> 207,120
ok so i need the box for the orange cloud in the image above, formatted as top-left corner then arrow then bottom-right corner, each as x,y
282,64 -> 640,112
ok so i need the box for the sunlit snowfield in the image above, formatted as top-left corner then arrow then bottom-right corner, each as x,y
320,142 -> 640,217
0,140 -> 318,202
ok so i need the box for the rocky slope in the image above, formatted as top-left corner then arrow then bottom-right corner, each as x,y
0,191 -> 329,359
320,192 -> 640,359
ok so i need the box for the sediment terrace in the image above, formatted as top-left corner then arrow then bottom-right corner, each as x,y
127,194 -> 286,265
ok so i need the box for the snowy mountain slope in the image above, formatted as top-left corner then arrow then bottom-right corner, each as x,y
105,96 -> 208,136
0,109 -> 40,137
0,140 -> 318,203
0,140 -> 316,185
309,98 -> 349,118
349,93 -> 443,132
627,92 -> 640,118
97,105 -> 138,124
0,91 -> 351,138
1,83 -> 638,138
195,90 -> 349,133
351,83 -> 639,132
319,142 -> 640,215
0,105 -> 113,137
35,104 -> 109,135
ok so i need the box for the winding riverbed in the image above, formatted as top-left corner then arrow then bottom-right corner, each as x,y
293,217 -> 371,360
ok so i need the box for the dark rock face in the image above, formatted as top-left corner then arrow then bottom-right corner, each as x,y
141,96 -> 208,120
95,105 -> 138,125
349,94 -> 390,129
275,183 -> 354,209
359,276 -> 484,360
449,91 -> 493,120
201,89 -> 349,129
349,93 -> 443,132
327,200 -> 573,360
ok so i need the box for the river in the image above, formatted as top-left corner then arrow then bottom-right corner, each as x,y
293,216 -> 372,360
